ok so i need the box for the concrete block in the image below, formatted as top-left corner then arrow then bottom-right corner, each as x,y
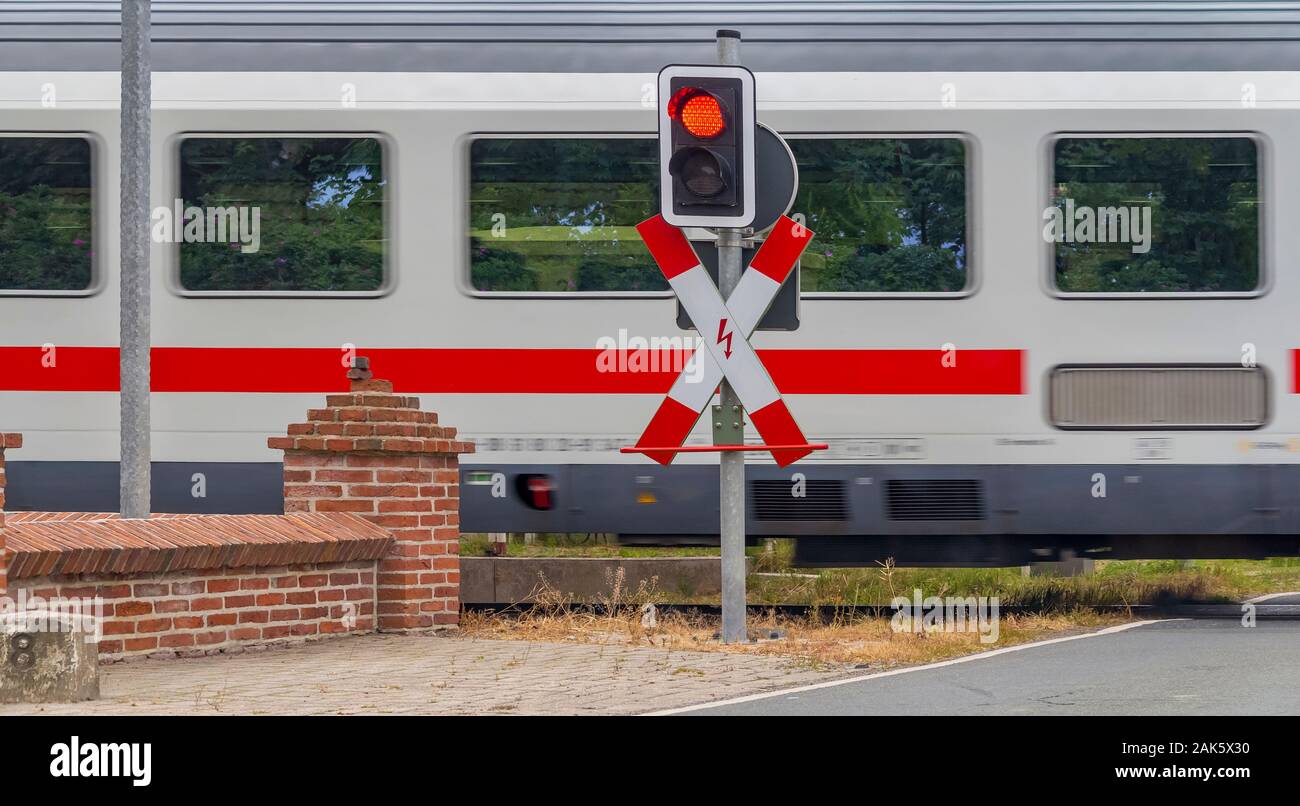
0,611 -> 100,703
460,553 -> 495,602
1023,550 -> 1095,577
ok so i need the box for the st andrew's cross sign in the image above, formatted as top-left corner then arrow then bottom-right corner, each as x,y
624,214 -> 822,468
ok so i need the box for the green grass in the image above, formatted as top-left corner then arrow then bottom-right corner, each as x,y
747,541 -> 1300,607
462,534 -> 1300,608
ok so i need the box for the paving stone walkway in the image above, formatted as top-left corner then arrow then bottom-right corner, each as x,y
0,633 -> 844,715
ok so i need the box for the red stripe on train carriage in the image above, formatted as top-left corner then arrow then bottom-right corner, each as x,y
0,346 -> 1026,394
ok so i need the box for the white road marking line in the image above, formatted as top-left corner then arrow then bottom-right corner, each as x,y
1243,591 -> 1300,604
644,619 -> 1180,715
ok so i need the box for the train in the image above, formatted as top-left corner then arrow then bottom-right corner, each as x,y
4,1 -> 1300,566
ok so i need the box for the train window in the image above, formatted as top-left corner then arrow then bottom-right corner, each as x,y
0,136 -> 94,292
1050,136 -> 1260,294
788,137 -> 969,295
467,137 -> 666,294
177,136 -> 386,293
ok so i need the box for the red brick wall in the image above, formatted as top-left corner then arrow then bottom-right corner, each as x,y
17,561 -> 376,661
270,376 -> 473,631
0,433 -> 19,597
1,370 -> 474,663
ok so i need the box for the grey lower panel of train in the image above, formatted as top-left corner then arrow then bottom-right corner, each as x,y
461,463 -> 1300,565
4,461 -> 285,515
7,461 -> 1300,564
463,463 -> 1300,535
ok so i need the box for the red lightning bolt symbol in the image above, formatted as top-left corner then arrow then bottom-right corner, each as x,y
716,318 -> 733,359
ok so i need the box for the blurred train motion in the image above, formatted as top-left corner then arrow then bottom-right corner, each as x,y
2,2 -> 1300,565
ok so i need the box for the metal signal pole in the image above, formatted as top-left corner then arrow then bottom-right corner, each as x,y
120,0 -> 151,519
715,28 -> 747,644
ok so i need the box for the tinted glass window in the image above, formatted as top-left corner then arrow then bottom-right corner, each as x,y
468,138 -> 665,293
178,137 -> 385,292
789,137 -> 968,293
1051,137 -> 1259,293
0,137 -> 93,291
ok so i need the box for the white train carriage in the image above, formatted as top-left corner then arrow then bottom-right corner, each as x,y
2,2 -> 1300,565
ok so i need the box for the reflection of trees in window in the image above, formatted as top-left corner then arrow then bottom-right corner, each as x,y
470,237 -> 535,291
1053,137 -> 1258,293
790,138 -> 967,293
179,138 -> 384,292
0,137 -> 93,291
469,138 -> 665,292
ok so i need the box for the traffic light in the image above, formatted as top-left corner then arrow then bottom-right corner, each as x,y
657,64 -> 756,228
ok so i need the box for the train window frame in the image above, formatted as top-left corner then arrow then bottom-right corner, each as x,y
165,131 -> 395,299
785,132 -> 978,300
460,131 -> 978,299
1042,131 -> 1268,299
459,132 -> 673,299
0,131 -> 102,298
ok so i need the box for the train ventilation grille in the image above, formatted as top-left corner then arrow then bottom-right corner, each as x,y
1049,365 -> 1267,429
885,479 -> 986,521
751,480 -> 847,522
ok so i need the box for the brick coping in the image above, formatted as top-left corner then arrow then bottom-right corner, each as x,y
3,513 -> 393,579
269,386 -> 474,456
7,512 -> 191,523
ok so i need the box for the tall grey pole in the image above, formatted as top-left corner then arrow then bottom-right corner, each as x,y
716,29 -> 746,644
120,0 -> 151,519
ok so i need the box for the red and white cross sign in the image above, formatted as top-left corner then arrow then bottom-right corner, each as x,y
632,214 -> 815,467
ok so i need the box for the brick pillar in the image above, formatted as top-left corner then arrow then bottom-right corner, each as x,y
269,373 -> 473,631
0,433 -> 20,597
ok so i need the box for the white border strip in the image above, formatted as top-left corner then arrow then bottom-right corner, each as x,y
1243,591 -> 1300,604
646,619 -> 1175,715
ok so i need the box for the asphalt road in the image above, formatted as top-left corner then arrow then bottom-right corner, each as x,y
677,619 -> 1300,716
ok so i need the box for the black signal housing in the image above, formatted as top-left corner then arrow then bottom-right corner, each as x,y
657,65 -> 756,228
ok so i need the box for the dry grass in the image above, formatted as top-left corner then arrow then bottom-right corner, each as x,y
458,573 -> 1129,670
456,542 -> 1296,669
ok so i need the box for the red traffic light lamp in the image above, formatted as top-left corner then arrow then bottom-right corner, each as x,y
668,87 -> 728,139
